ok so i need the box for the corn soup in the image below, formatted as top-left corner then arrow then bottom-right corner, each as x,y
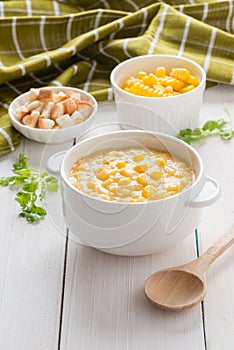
68,147 -> 195,203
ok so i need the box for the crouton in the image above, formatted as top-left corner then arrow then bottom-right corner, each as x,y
22,110 -> 40,128
77,103 -> 93,119
28,88 -> 39,102
51,102 -> 64,120
15,106 -> 29,121
71,110 -> 85,124
56,114 -> 74,128
41,101 -> 54,118
53,91 -> 68,103
38,88 -> 54,102
38,117 -> 55,129
63,98 -> 77,115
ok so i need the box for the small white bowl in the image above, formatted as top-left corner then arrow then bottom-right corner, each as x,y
8,86 -> 98,144
110,55 -> 206,136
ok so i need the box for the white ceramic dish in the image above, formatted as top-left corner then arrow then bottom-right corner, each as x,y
47,130 -> 220,256
8,86 -> 98,144
110,55 -> 206,136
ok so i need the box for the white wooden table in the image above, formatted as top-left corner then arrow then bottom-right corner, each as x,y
0,84 -> 233,350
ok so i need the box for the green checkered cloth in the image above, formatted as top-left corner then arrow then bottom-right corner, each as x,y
1,0 -> 234,156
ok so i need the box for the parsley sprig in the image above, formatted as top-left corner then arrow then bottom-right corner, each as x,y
177,106 -> 234,144
0,153 -> 58,223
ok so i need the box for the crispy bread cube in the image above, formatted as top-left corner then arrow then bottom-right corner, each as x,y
22,110 -> 40,128
41,101 -> 54,118
71,110 -> 85,124
38,117 -> 55,129
38,88 -> 54,102
15,106 -> 29,121
51,102 -> 64,120
63,98 -> 77,115
56,114 -> 74,128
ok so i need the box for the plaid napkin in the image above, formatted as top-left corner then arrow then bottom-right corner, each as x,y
1,0 -> 234,156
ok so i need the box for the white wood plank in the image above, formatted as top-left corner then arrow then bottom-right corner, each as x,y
194,84 -> 234,350
61,234 -> 205,350
0,139 -> 67,350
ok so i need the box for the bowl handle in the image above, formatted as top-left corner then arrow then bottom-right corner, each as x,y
188,175 -> 220,208
46,150 -> 66,176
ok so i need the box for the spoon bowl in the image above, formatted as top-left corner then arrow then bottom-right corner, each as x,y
144,224 -> 234,311
145,269 -> 206,311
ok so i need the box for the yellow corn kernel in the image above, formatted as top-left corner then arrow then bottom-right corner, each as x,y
96,167 -> 110,181
142,85 -> 150,96
149,169 -> 163,180
157,158 -> 167,167
136,174 -> 148,186
80,165 -> 88,171
138,71 -> 147,79
109,184 -> 118,195
187,75 -> 199,87
124,87 -> 131,93
179,85 -> 195,94
119,188 -> 131,197
132,184 -> 143,191
116,161 -> 126,169
152,89 -> 164,97
100,194 -> 110,201
166,184 -> 180,192
133,153 -> 145,162
125,77 -> 137,87
142,185 -> 158,200
118,177 -> 131,186
165,167 -> 176,176
133,163 -> 148,173
155,67 -> 166,77
146,88 -> 154,97
169,68 -> 190,82
142,73 -> 158,87
87,181 -> 96,190
119,168 -> 131,177
102,178 -> 113,188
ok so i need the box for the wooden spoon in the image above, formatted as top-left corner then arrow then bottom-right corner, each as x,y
144,224 -> 234,311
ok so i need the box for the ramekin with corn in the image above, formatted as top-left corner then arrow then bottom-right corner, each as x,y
110,55 -> 206,136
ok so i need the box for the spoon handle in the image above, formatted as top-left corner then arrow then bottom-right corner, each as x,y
194,224 -> 234,274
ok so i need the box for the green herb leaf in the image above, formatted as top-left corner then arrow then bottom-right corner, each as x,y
177,108 -> 234,144
0,153 -> 58,223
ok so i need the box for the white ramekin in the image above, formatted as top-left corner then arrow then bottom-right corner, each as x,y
110,55 -> 206,136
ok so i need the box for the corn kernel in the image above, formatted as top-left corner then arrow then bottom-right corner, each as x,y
133,163 -> 148,173
116,161 -> 126,169
102,179 -> 113,188
118,177 -> 131,186
119,188 -> 131,197
155,67 -> 166,77
179,85 -> 195,93
149,169 -> 163,180
87,181 -> 96,190
119,168 -> 131,177
142,185 -> 158,200
96,167 -> 110,181
136,174 -> 148,186
138,71 -> 147,79
166,184 -> 180,192
188,75 -> 199,87
157,158 -> 167,167
169,68 -> 190,82
133,153 -> 145,162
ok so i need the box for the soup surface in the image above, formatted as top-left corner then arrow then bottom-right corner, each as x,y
68,147 -> 195,202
